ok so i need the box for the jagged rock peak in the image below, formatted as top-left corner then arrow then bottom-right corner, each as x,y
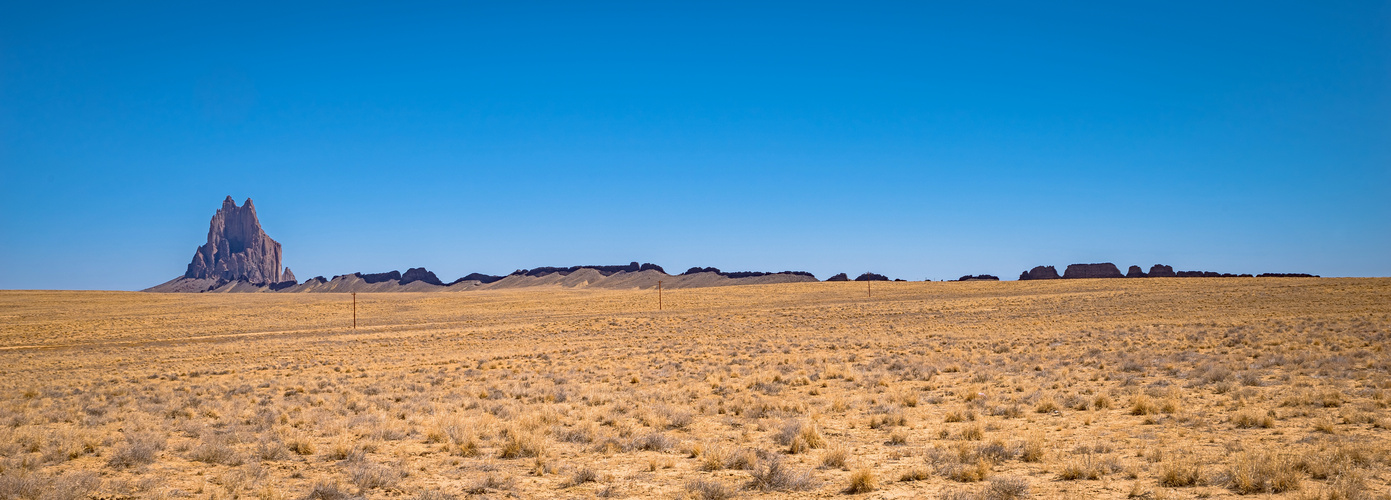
280,267 -> 297,284
184,197 -> 283,284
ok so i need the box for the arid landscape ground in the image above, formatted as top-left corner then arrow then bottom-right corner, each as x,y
1,278 -> 1388,499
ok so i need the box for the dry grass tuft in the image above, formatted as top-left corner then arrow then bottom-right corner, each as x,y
1230,409 -> 1275,429
1222,450 -> 1301,494
746,455 -> 818,492
844,467 -> 877,494
984,476 -> 1030,500
107,432 -> 166,469
820,444 -> 849,470
1158,453 -> 1202,487
498,429 -> 548,459
685,478 -> 736,500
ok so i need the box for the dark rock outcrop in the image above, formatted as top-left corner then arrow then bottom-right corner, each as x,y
638,263 -> 666,274
1126,266 -> 1146,278
183,196 -> 284,284
681,267 -> 816,279
1018,266 -> 1060,280
825,273 -> 850,282
854,273 -> 889,281
1177,271 -> 1252,278
268,280 -> 297,291
1147,264 -> 1176,277
449,273 -> 506,285
957,275 -> 1000,281
1258,273 -> 1319,278
356,271 -> 401,284
400,267 -> 444,286
1063,263 -> 1124,279
513,262 -> 665,277
268,266 -> 298,291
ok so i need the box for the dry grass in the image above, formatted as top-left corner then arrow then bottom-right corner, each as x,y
844,466 -> 877,493
0,278 -> 1388,498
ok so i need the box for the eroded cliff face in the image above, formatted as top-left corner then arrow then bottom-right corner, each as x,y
184,196 -> 283,284
1063,263 -> 1124,279
1019,265 -> 1060,280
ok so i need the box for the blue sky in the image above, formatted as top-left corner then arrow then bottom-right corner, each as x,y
2,2 -> 1388,289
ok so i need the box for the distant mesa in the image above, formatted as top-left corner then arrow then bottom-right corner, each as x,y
957,275 -> 999,281
356,271 -> 401,284
448,273 -> 505,285
1018,266 -> 1060,280
854,273 -> 889,281
682,267 -> 816,280
1147,264 -> 1176,278
1177,271 -> 1253,278
1063,263 -> 1124,279
825,273 -> 850,282
515,262 -> 665,277
400,267 -> 444,286
1015,262 -> 1315,281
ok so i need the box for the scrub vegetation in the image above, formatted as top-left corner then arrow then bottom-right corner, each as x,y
0,278 -> 1388,498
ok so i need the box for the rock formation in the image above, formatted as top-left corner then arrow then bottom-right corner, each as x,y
958,275 -> 1000,281
1063,263 -> 1124,279
682,267 -> 815,279
355,271 -> 401,284
1147,264 -> 1176,277
1018,266 -> 1060,280
854,273 -> 889,281
825,273 -> 850,282
449,273 -> 506,285
1177,271 -> 1252,278
400,267 -> 444,286
514,262 -> 664,277
281,267 -> 297,283
1258,273 -> 1319,278
183,196 -> 284,284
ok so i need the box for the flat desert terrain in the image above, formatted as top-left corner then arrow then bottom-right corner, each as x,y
1,279 -> 1388,499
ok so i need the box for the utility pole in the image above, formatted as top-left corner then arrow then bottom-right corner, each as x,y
352,292 -> 357,331
658,280 -> 663,311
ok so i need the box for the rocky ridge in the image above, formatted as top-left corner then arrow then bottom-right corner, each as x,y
1015,262 -> 1316,280
145,197 -> 1323,293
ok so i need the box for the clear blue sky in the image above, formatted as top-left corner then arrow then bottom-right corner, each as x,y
2,2 -> 1388,289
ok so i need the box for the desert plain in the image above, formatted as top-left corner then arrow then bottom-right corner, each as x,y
0,278 -> 1388,499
